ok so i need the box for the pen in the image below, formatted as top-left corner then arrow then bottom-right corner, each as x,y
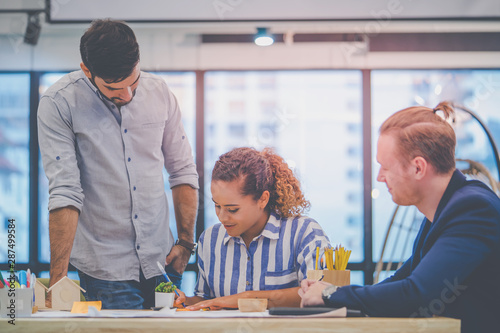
0,271 -> 4,289
26,269 -> 31,288
19,270 -> 27,288
13,273 -> 21,288
156,261 -> 186,308
315,247 -> 320,270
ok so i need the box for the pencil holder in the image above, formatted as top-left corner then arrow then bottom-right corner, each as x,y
0,287 -> 34,318
307,270 -> 351,286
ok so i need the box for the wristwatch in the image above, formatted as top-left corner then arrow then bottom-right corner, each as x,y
321,285 -> 339,303
175,239 -> 197,255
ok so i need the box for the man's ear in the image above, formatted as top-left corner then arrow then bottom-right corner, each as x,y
413,156 -> 428,180
258,190 -> 270,210
80,62 -> 91,78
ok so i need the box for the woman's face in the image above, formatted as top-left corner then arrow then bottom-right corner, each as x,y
211,178 -> 270,245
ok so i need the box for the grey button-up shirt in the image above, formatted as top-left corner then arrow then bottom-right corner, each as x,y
38,70 -> 199,281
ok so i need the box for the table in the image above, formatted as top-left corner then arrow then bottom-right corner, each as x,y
1,317 -> 460,332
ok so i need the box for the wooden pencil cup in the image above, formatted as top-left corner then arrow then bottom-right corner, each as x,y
307,270 -> 351,286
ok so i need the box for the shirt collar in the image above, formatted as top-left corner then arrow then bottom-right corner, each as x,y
80,70 -> 122,112
79,70 -> 100,96
222,211 -> 282,245
433,169 -> 466,222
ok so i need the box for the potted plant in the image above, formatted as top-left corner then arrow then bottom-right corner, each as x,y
154,282 -> 177,308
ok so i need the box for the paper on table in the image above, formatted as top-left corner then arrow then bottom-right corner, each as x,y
157,307 -> 346,318
86,306 -> 178,317
32,307 -> 346,319
32,307 -> 176,318
32,310 -> 90,318
171,309 -> 269,318
269,307 -> 347,318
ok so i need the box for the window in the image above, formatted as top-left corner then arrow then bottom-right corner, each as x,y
38,71 -> 197,259
0,73 -> 30,264
37,71 -> 198,294
39,72 -> 69,263
7,67 -> 500,294
371,70 -> 500,271
204,70 -> 364,264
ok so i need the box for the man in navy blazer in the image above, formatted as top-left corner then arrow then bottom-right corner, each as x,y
299,101 -> 500,333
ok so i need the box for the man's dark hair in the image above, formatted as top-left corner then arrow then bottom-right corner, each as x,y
80,19 -> 140,83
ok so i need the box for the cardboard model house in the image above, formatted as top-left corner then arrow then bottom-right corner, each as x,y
47,276 -> 86,310
34,279 -> 49,309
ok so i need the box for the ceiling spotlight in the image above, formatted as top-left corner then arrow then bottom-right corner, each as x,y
254,27 -> 274,47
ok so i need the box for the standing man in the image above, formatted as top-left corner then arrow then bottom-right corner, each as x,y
299,102 -> 500,333
38,19 -> 199,309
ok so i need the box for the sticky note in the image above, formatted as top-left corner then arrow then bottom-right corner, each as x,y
70,301 -> 102,313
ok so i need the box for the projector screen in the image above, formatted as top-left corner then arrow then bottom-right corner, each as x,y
48,0 -> 500,23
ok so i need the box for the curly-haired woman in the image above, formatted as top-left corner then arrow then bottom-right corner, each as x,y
177,147 -> 330,310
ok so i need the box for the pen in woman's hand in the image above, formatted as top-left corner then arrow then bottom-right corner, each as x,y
156,261 -> 186,307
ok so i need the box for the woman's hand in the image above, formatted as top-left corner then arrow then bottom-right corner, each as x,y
173,289 -> 186,308
187,294 -> 240,311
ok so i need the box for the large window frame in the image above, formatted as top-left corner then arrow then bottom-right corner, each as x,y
3,68 -> 499,287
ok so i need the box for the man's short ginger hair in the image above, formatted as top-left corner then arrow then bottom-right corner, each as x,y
380,101 -> 457,174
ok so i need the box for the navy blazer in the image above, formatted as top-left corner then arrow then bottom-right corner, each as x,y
325,170 -> 500,333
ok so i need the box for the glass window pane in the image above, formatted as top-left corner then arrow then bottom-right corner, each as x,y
38,72 -> 197,266
39,72 -> 69,263
350,270 -> 364,286
371,69 -> 500,266
156,72 -> 197,265
204,70 -> 364,262
0,73 -> 30,264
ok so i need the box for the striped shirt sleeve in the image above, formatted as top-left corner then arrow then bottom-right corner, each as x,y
194,228 -> 212,299
295,218 -> 331,280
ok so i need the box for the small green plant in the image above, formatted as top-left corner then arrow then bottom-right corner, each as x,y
155,281 -> 177,293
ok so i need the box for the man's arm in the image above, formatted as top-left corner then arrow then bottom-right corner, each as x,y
48,206 -> 79,286
314,195 -> 500,317
165,184 -> 198,274
46,206 -> 79,307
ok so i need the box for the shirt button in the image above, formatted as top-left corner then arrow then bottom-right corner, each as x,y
246,281 -> 250,286
134,214 -> 138,219
133,186 -> 136,191
247,256 -> 250,261
128,157 -> 131,162
124,129 -> 128,133
136,245 -> 140,250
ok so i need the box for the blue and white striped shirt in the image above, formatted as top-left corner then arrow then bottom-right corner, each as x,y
195,213 -> 331,299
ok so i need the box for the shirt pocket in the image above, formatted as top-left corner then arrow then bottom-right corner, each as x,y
264,268 -> 299,290
131,121 -> 166,163
141,121 -> 165,129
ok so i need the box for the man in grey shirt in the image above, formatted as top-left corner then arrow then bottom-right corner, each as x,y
38,19 -> 199,309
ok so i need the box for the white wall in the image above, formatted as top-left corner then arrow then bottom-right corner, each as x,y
47,0 -> 500,21
1,9 -> 500,71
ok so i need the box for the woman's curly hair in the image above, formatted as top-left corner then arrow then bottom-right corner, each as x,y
212,147 -> 310,218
